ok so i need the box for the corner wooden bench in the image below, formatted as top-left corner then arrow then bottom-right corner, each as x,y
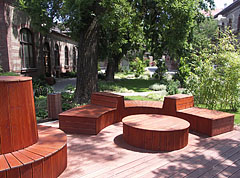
59,92 -> 124,134
0,76 -> 67,178
163,94 -> 235,136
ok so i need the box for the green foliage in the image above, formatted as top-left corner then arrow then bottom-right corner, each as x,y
186,30 -> 240,111
166,80 -> 180,95
60,71 -> 77,78
0,72 -> 19,76
35,96 -> 48,120
177,18 -> 218,86
33,79 -> 53,97
61,85 -> 79,111
149,83 -> 166,91
147,92 -> 168,101
153,59 -> 167,80
0,65 -> 3,73
130,57 -> 145,77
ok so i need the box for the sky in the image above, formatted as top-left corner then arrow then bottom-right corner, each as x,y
214,0 -> 234,9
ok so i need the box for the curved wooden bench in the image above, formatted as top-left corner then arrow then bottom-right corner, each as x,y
59,92 -> 234,137
124,100 -> 164,117
59,92 -> 124,135
0,76 -> 67,178
0,126 -> 67,178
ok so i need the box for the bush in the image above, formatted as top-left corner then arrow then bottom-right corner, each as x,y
147,91 -> 168,101
33,79 -> 54,97
166,80 -> 180,95
149,83 -> 167,91
186,30 -> 240,111
60,71 -> 77,78
61,85 -> 79,111
130,57 -> 145,77
35,96 -> 48,120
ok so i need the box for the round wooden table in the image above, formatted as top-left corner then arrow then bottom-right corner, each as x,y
122,114 -> 190,151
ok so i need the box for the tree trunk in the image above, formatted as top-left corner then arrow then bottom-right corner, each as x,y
75,17 -> 99,104
105,53 -> 124,81
105,59 -> 115,81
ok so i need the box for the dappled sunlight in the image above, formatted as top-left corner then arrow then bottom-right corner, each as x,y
55,121 -> 240,177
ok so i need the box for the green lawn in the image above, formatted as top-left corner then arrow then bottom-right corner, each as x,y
98,79 -> 159,93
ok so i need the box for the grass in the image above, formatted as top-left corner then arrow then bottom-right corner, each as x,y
98,79 -> 159,93
124,96 -> 159,101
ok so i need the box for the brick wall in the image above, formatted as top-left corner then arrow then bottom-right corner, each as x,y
1,2 -> 78,77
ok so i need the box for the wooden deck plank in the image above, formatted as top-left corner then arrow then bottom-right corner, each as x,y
54,121 -> 240,178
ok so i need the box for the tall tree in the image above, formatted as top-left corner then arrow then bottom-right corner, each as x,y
132,0 -> 215,60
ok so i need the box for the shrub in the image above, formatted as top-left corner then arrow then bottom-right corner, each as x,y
166,80 -> 180,95
147,91 -> 168,101
130,57 -> 145,77
33,79 -> 54,97
149,83 -> 167,91
186,30 -> 240,111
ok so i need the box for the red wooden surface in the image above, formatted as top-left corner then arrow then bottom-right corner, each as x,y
124,100 -> 163,117
59,92 -> 125,134
0,77 -> 67,177
163,94 -> 194,116
0,126 -> 67,178
0,76 -> 38,154
122,114 -> 190,151
177,107 -> 234,136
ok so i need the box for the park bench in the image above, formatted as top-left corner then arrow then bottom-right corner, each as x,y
163,94 -> 234,136
59,92 -> 234,137
59,92 -> 124,134
0,76 -> 67,178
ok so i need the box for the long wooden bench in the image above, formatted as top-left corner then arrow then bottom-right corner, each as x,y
59,92 -> 234,137
0,76 -> 67,178
59,92 -> 124,134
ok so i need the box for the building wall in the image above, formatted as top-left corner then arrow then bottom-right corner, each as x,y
1,1 -> 78,78
0,1 -> 9,71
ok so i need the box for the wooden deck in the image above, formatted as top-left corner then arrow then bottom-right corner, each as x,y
40,121 -> 240,178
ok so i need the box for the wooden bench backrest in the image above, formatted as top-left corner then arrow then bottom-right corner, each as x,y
91,92 -> 123,108
163,94 -> 194,116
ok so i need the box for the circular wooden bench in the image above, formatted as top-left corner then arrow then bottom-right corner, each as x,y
0,76 -> 67,178
122,114 -> 190,151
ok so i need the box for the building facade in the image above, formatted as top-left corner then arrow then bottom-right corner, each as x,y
0,0 -> 78,78
215,0 -> 240,35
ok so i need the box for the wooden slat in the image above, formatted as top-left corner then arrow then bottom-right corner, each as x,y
4,153 -> 22,169
0,155 -> 10,171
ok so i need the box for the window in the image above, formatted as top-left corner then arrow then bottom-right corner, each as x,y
228,18 -> 232,29
65,46 -> 69,66
20,28 -> 34,69
73,47 -> 76,66
54,44 -> 60,66
237,15 -> 240,32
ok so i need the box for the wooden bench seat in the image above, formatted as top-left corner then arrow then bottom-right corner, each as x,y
177,107 -> 234,136
163,94 -> 235,136
0,126 -> 67,178
59,92 -> 124,135
124,100 -> 164,117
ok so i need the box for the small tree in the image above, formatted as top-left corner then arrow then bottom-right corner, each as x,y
186,30 -> 240,111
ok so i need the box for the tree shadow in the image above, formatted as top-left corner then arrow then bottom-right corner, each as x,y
149,129 -> 240,177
